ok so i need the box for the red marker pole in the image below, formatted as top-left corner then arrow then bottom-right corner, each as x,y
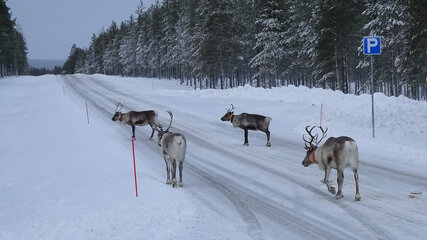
131,138 -> 139,197
85,100 -> 90,124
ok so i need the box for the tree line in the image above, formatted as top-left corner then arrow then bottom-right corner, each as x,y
63,0 -> 427,100
0,0 -> 28,77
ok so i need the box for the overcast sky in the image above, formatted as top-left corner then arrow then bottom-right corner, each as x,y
8,0 -> 157,61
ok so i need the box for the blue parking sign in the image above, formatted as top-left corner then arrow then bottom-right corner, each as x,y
363,36 -> 381,55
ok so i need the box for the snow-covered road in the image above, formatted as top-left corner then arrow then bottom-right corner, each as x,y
65,74 -> 427,239
1,74 -> 426,240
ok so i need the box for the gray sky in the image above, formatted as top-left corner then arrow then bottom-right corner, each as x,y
8,0 -> 157,61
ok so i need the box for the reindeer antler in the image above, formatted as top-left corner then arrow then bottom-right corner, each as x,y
226,104 -> 235,112
317,126 -> 328,145
303,126 -> 317,149
115,103 -> 123,112
165,110 -> 173,132
303,126 -> 328,149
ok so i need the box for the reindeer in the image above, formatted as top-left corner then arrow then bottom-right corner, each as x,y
221,104 -> 271,147
302,126 -> 361,201
111,103 -> 158,140
156,111 -> 187,188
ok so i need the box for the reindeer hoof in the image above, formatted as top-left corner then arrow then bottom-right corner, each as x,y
334,193 -> 343,200
328,187 -> 336,194
178,181 -> 183,187
171,179 -> 177,188
266,142 -> 271,147
166,179 -> 172,185
243,143 -> 249,146
148,137 -> 153,140
355,194 -> 361,201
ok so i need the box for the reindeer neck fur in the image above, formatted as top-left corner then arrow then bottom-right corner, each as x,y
312,147 -> 328,170
231,114 -> 240,128
118,112 -> 128,124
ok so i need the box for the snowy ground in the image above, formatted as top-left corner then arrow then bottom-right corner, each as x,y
1,74 -> 426,240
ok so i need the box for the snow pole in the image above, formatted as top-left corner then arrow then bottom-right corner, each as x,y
85,100 -> 90,124
320,104 -> 323,127
131,137 -> 139,197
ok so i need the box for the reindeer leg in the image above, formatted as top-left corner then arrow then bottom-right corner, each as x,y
178,161 -> 184,187
164,157 -> 171,184
243,129 -> 249,146
354,168 -> 361,201
335,169 -> 344,199
131,125 -> 136,140
324,166 -> 336,194
265,129 -> 271,147
171,159 -> 177,187
148,125 -> 155,140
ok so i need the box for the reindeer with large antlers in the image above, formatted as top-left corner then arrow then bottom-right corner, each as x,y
111,103 -> 159,140
302,126 -> 361,201
221,104 -> 272,147
156,111 -> 187,188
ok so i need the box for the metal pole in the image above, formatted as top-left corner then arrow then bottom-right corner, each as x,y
86,100 -> 90,125
371,55 -> 375,138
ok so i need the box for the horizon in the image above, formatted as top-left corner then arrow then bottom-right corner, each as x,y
28,59 -> 65,70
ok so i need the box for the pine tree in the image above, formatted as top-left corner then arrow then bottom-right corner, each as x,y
147,2 -> 163,78
0,0 -> 29,76
311,0 -> 363,93
119,15 -> 138,76
103,21 -> 121,75
401,0 -> 427,99
230,0 -> 256,87
361,0 -> 407,96
250,0 -> 286,88
83,34 -> 97,74
63,45 -> 85,74
196,0 -> 237,89
160,0 -> 182,79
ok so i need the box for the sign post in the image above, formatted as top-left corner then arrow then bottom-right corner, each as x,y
85,100 -> 90,125
363,36 -> 381,138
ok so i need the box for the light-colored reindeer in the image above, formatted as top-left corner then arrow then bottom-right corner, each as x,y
111,103 -> 158,140
156,111 -> 186,188
221,104 -> 272,147
302,126 -> 361,201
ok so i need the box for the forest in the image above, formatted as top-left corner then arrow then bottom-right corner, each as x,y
64,0 -> 426,100
0,0 -> 28,77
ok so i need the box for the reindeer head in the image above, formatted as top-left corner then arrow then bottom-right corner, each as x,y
156,111 -> 173,146
302,126 -> 328,167
112,103 -> 123,121
221,104 -> 235,121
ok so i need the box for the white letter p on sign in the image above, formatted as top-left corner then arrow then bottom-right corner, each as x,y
367,38 -> 378,53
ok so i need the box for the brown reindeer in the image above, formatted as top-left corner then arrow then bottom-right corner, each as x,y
221,104 -> 271,147
302,126 -> 361,201
111,103 -> 158,140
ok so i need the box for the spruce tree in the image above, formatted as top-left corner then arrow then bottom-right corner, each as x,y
402,0 -> 427,99
250,0 -> 286,88
361,0 -> 407,96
